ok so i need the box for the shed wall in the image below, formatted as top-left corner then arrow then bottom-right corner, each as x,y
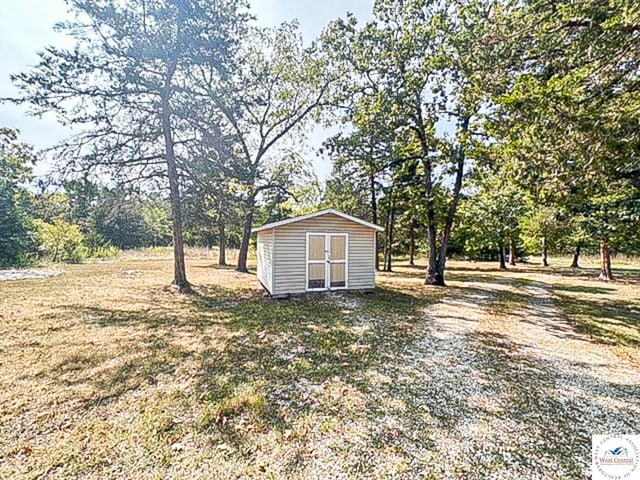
256,229 -> 274,293
272,213 -> 376,295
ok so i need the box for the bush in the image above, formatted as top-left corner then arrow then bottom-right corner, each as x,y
34,219 -> 86,263
92,245 -> 120,259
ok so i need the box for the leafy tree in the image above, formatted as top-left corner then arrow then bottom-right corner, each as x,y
321,126 -> 396,269
91,187 -> 164,250
29,190 -> 70,224
9,0 -> 249,291
488,0 -> 640,279
459,175 -> 527,268
141,197 -> 173,248
34,218 -> 85,263
195,22 -> 336,272
323,159 -> 372,222
0,128 -> 36,266
64,177 -> 101,232
581,187 -> 640,280
325,1 -> 497,285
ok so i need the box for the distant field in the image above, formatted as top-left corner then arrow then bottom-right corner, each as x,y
0,253 -> 638,479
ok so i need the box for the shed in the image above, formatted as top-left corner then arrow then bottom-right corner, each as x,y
252,209 -> 384,296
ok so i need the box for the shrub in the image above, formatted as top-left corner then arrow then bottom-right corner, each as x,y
34,219 -> 85,263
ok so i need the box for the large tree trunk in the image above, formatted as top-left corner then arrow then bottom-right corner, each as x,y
236,195 -> 255,273
425,116 -> 469,286
424,158 -> 440,285
570,244 -> 581,268
509,237 -> 517,266
428,257 -> 446,286
385,203 -> 395,272
218,217 -> 226,267
598,239 -> 614,281
499,241 -> 507,270
408,221 -> 416,266
370,174 -> 380,271
161,75 -> 190,292
542,236 -> 549,267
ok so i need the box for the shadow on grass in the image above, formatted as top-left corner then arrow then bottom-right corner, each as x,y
192,264 -> 256,274
45,282 -> 429,441
551,284 -> 616,295
499,276 -> 640,348
551,293 -> 640,347
460,329 -> 638,477
27,265 -> 640,477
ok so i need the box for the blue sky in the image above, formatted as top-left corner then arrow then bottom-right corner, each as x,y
0,0 -> 374,179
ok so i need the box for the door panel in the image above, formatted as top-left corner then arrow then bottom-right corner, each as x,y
308,263 -> 326,289
308,235 -> 325,261
329,234 -> 347,289
306,233 -> 348,291
330,235 -> 346,260
330,263 -> 346,288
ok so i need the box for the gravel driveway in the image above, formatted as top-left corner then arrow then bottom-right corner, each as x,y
300,278 -> 640,479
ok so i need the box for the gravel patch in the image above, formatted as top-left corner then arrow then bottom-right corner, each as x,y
0,269 -> 61,282
307,281 -> 640,479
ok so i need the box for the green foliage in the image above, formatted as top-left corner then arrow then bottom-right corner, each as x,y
323,165 -> 372,222
520,205 -> 564,255
191,21 -> 337,270
5,0 -> 640,279
458,177 -> 528,260
0,128 -> 37,267
91,188 -> 172,250
141,199 -> 173,247
486,0 -> 640,271
34,219 -> 85,263
321,0 -> 502,281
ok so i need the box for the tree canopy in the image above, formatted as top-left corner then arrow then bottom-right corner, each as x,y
3,0 -> 639,286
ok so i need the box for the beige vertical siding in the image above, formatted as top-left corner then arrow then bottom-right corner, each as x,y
272,213 -> 376,295
256,229 -> 274,293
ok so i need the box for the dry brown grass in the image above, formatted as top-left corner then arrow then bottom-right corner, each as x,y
0,254 -> 638,479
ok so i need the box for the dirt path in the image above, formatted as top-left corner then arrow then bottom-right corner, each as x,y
371,278 -> 640,479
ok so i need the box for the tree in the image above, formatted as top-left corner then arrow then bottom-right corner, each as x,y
581,188 -> 640,281
0,128 -> 36,266
141,196 -> 173,248
34,218 -> 85,263
326,1 -> 497,285
322,128 -> 394,270
8,0 -> 249,291
195,22 -> 335,273
488,0 -> 640,280
459,174 -> 527,269
92,187 -> 153,249
520,204 -> 566,268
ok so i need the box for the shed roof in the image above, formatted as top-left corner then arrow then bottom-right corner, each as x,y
251,208 -> 384,233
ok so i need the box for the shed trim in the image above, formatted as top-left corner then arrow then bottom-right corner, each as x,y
271,228 -> 276,294
251,208 -> 384,233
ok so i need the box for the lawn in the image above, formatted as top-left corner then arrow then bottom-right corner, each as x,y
0,252 -> 638,479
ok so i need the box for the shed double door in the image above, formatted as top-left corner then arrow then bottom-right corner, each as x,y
306,233 -> 348,291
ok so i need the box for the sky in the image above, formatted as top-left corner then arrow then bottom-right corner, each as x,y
0,0 -> 375,179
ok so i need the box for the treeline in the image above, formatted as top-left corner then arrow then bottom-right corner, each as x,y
1,130 -> 171,265
1,127 -> 309,266
321,0 -> 640,282
4,0 -> 640,286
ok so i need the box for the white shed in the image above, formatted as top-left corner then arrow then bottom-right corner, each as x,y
252,209 -> 384,297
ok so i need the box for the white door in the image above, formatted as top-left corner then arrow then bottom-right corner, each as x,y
306,233 -> 348,291
328,234 -> 347,289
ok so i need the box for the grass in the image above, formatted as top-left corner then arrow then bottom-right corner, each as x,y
0,253 -> 638,479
